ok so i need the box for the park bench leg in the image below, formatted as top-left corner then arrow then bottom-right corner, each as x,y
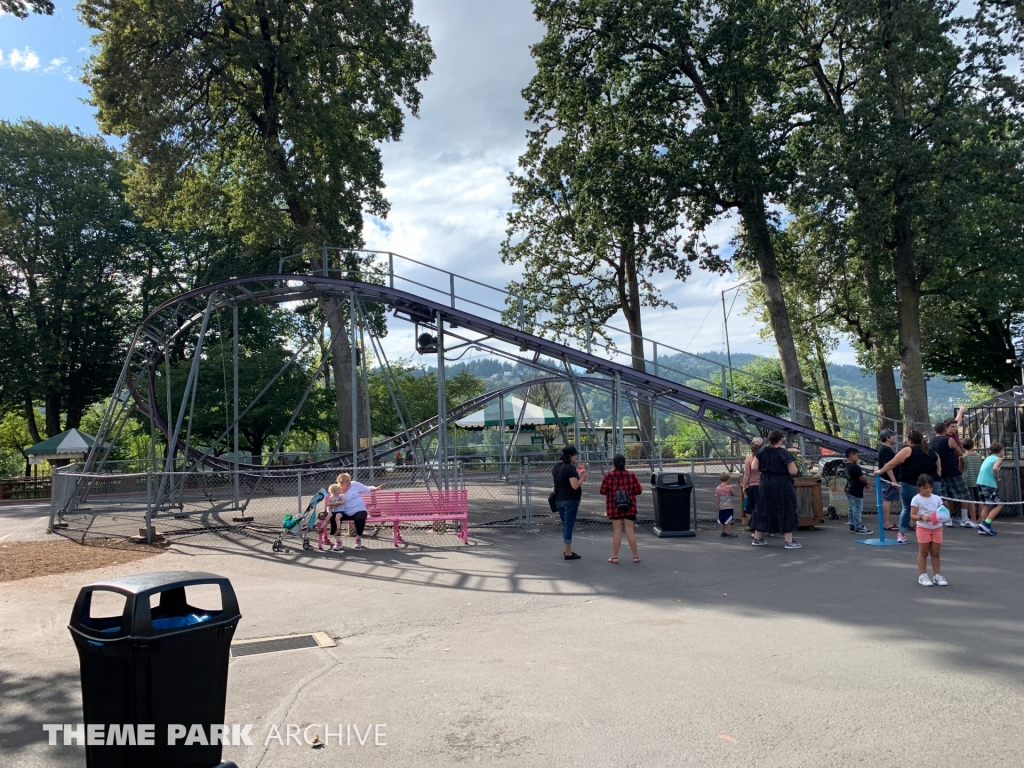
460,518 -> 468,544
393,521 -> 400,547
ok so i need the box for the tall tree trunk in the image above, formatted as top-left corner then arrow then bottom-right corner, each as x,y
24,396 -> 41,444
324,299 -> 355,456
740,201 -> 814,428
44,392 -> 61,437
620,243 -> 653,458
323,353 -> 338,453
812,336 -> 841,435
861,260 -> 901,432
874,363 -> 901,434
891,207 -> 930,432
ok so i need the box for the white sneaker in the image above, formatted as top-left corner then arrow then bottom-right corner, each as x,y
933,574 -> 948,586
918,574 -> 934,586
960,520 -> 975,528
944,521 -> 953,527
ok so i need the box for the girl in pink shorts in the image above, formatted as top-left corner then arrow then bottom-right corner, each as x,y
911,474 -> 949,586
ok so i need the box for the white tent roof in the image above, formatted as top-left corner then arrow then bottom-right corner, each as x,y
454,396 -> 572,428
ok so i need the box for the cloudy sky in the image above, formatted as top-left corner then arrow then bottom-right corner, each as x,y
0,0 -> 812,366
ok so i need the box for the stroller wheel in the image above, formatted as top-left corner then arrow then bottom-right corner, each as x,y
827,505 -> 839,521
272,539 -> 282,552
302,539 -> 310,551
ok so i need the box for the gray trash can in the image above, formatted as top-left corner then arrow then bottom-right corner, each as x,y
68,571 -> 241,768
651,471 -> 695,537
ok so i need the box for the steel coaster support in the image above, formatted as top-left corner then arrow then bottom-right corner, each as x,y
436,309 -> 448,489
358,300 -> 434,489
155,296 -> 214,510
233,303 -> 240,509
180,295 -> 347,475
350,290 -> 359,480
561,358 -> 605,465
499,394 -> 507,479
268,341 -> 334,463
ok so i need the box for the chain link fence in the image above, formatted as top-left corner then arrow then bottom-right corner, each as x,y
49,456 -> 907,545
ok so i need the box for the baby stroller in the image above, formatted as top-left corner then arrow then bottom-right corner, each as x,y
272,487 -> 328,552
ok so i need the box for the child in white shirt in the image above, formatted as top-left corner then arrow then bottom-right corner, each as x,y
911,475 -> 950,587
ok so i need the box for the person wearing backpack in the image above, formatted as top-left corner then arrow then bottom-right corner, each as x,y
599,454 -> 643,563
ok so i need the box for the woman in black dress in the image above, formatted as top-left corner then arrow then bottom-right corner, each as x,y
749,430 -> 802,549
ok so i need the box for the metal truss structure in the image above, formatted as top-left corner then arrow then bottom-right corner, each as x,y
84,271 -> 875,506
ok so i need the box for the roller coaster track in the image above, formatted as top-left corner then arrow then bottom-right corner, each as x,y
86,274 -> 874,478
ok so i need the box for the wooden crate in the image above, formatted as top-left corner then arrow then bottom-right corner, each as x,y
738,476 -> 824,528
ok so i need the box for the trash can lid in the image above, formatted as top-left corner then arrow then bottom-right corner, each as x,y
69,571 -> 240,640
83,571 -> 230,596
650,471 -> 693,487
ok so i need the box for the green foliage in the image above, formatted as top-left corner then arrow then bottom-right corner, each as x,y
368,362 -> 486,437
0,412 -> 33,477
0,0 -> 52,17
81,0 -> 434,248
501,10 -> 695,345
728,358 -> 791,419
0,121 -> 141,436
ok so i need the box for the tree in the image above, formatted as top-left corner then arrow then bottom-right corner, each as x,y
368,362 -> 486,437
0,0 -> 52,17
80,0 -> 435,453
525,0 -> 817,427
789,0 -> 1024,429
502,19 -> 699,454
0,121 -> 140,438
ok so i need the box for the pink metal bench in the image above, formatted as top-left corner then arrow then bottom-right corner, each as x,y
364,489 -> 469,547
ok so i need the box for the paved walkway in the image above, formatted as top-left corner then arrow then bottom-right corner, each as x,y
3,516 -> 1023,767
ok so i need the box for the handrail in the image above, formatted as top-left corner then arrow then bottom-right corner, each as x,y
278,247 -> 896,439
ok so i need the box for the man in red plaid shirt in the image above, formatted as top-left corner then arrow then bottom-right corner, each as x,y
599,454 -> 643,563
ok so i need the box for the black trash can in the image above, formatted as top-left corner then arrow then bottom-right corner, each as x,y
651,471 -> 695,537
68,571 -> 241,768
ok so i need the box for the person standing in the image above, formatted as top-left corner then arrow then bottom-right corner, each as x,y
960,439 -> 983,527
599,454 -> 643,563
976,443 -> 1005,536
553,446 -> 587,560
877,430 -> 901,532
741,437 -> 764,529
929,422 -> 964,525
911,475 -> 949,587
715,472 -> 738,538
844,448 -> 872,535
875,430 -> 941,544
749,431 -> 802,549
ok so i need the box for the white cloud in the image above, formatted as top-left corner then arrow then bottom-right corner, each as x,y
44,56 -> 67,73
1,46 -> 41,71
363,0 -> 773,363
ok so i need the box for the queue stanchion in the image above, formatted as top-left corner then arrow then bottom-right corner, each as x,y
857,475 -> 901,546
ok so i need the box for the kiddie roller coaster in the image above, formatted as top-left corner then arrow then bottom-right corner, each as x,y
57,248 -> 892,532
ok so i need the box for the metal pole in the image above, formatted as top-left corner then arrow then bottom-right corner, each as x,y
164,347 -> 173,467
157,298 -> 213,504
722,290 -> 733,393
350,291 -> 358,480
232,303 -> 240,509
1015,400 -> 1022,505
360,312 -> 373,478
585,318 -> 592,356
450,273 -> 456,309
499,393 -> 507,479
298,469 -> 303,517
146,470 -> 153,544
721,365 -> 728,400
613,370 -> 622,455
653,343 -> 663,469
436,310 -> 447,489
388,252 -> 394,289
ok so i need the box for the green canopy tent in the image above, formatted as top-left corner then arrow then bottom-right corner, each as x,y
24,429 -> 114,467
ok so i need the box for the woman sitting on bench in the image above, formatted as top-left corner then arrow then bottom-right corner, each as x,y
331,472 -> 385,552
